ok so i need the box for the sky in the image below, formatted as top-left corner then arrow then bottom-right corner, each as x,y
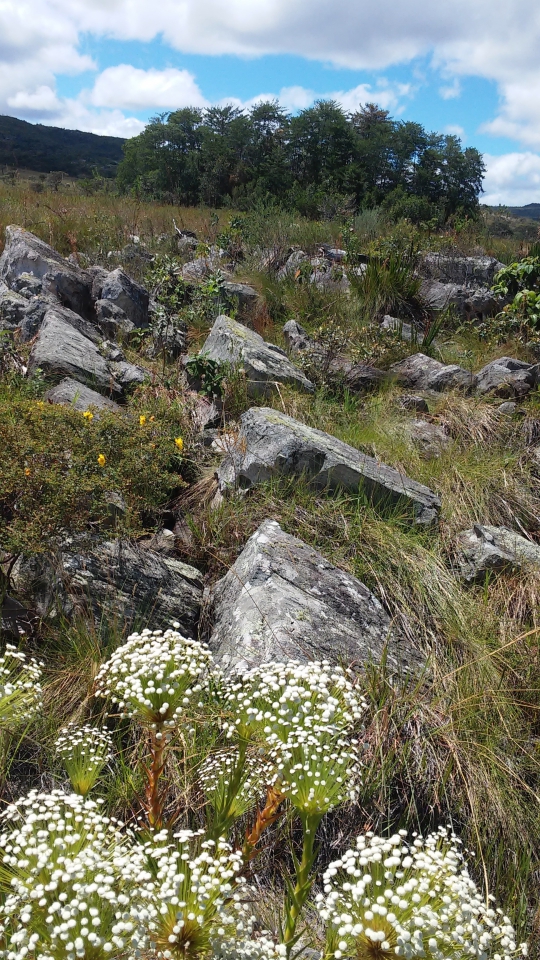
1,0 -> 540,205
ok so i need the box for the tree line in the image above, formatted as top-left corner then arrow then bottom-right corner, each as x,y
117,100 -> 485,222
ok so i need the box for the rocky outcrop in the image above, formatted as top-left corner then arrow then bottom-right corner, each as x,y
0,225 -> 93,318
206,519 -> 422,673
0,289 -> 28,329
418,254 -> 504,286
28,310 -> 118,394
100,268 -> 150,327
475,357 -> 539,399
216,407 -> 441,525
11,539 -> 203,637
199,315 -> 314,397
421,280 -> 499,320
390,353 -> 475,392
44,378 -> 123,413
456,524 -> 540,583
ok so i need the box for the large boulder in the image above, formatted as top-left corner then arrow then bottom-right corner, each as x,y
421,280 -> 499,320
475,357 -> 539,399
0,289 -> 28,329
216,407 -> 441,525
28,310 -> 120,395
199,315 -> 314,397
456,524 -> 540,583
100,268 -> 150,327
94,300 -> 135,340
44,378 -> 122,414
222,281 -> 258,314
0,226 -> 93,318
418,254 -> 504,286
206,519 -> 422,674
11,539 -> 203,638
381,315 -> 424,344
390,353 -> 476,392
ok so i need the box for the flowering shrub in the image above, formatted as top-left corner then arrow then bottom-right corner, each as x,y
55,722 -> 114,796
95,627 -> 212,732
0,644 -> 43,727
316,827 -> 527,960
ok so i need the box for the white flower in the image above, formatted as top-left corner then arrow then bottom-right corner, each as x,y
55,723 -> 114,796
0,644 -> 43,726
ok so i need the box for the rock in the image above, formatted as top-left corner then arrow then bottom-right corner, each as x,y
381,315 -> 424,344
100,268 -> 149,327
103,491 -> 127,527
44,378 -> 122,413
310,266 -> 350,293
419,254 -> 504,286
409,420 -> 450,458
177,235 -> 198,253
11,539 -> 203,637
182,254 -> 229,282
216,407 -> 441,526
456,524 -> 540,583
120,242 -> 153,264
11,273 -> 43,298
335,361 -> 387,394
277,250 -> 309,280
498,401 -> 518,415
0,594 -> 33,637
222,281 -> 258,313
205,519 -> 422,674
28,311 -> 120,395
475,357 -> 539,399
94,300 -> 135,340
108,360 -> 150,392
140,529 -> 176,556
17,294 -> 60,342
199,315 -> 314,397
0,290 -> 28,329
421,280 -> 499,320
87,266 -> 110,301
390,353 -> 475,392
0,226 -> 93,318
189,393 -> 221,431
283,319 -> 312,352
320,246 -> 347,262
147,318 -> 187,360
398,395 -> 430,413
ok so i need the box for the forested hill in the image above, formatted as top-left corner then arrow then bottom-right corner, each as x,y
0,115 -> 125,177
117,101 -> 486,221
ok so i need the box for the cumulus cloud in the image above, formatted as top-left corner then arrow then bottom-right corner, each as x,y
89,65 -> 208,110
439,79 -> 462,100
482,152 -> 540,206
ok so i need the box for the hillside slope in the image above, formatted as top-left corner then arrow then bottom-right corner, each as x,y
0,114 -> 125,177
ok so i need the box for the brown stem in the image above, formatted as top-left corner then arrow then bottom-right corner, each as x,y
145,729 -> 168,829
242,784 -> 285,863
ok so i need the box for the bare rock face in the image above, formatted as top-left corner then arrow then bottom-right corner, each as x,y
205,519 -> 423,674
0,226 -> 93,318
408,420 -> 450,458
456,524 -> 540,583
28,310 -> 118,394
199,315 -> 314,397
418,254 -> 504,286
11,539 -> 204,638
100,268 -> 150,328
0,289 -> 28,329
44,378 -> 123,413
216,407 -> 441,525
475,357 -> 539,399
390,353 -> 476,392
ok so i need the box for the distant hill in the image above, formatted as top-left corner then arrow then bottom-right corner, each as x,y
507,203 -> 540,221
0,115 -> 126,178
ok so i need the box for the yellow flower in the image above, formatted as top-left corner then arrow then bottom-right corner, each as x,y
174,437 -> 184,452
36,401 -> 45,409
97,454 -> 106,467
149,415 -> 155,422
24,468 -> 31,476
83,410 -> 94,421
139,415 -> 147,426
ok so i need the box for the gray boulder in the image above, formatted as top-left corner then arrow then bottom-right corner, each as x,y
421,280 -> 499,320
475,357 -> 539,399
0,290 -> 28,329
11,272 -> 43,298
381,315 -> 424,344
330,359 -> 387,393
0,226 -> 93,318
222,281 -> 258,313
199,315 -> 314,397
28,310 -> 120,395
17,294 -> 60,342
283,319 -> 312,352
409,420 -> 450,458
398,395 -> 430,414
44,378 -> 122,413
419,254 -> 504,286
457,524 -> 540,583
390,353 -> 475,392
94,299 -> 135,339
206,519 -> 422,674
217,407 -> 440,525
109,360 -> 150,392
100,268 -> 149,327
277,250 -> 309,280
11,539 -> 203,638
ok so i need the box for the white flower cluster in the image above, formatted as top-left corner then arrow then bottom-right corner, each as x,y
55,723 -> 114,796
0,644 -> 43,726
95,627 -> 213,731
0,790 -> 151,960
212,916 -> 286,960
316,827 -> 527,960
221,661 -> 367,815
199,748 -> 275,818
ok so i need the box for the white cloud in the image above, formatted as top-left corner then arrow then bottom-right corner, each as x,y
89,64 -> 208,110
444,123 -> 465,137
439,78 -> 461,100
482,152 -> 540,206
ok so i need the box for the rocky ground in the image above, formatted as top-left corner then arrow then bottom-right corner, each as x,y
1,215 -> 540,950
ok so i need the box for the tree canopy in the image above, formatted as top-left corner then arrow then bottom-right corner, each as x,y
117,100 -> 485,222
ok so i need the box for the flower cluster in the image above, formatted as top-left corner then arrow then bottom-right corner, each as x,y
212,916 -> 286,960
0,644 -> 43,727
199,748 -> 275,821
221,661 -> 367,815
316,827 -> 527,960
55,722 -> 114,796
0,790 -> 150,960
95,628 -> 213,732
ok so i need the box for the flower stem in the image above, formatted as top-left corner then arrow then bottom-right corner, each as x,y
242,784 -> 285,863
282,813 -> 322,955
145,729 -> 168,829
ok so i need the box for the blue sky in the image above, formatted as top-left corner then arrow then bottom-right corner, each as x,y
2,0 -> 540,205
